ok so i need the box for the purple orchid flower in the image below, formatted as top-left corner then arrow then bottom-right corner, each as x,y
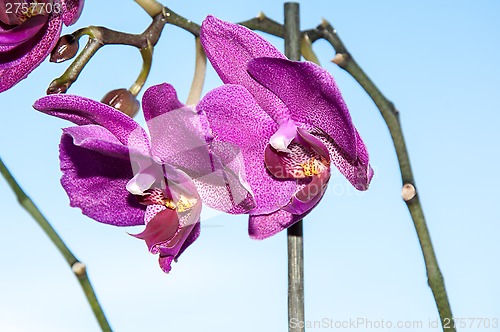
33,83 -> 254,273
0,0 -> 84,92
198,16 -> 373,239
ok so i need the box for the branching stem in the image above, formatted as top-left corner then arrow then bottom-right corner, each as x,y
304,19 -> 455,332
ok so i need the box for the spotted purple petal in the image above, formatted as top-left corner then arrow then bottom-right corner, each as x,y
312,128 -> 373,190
248,209 -> 303,240
142,84 -> 209,171
159,222 -> 200,274
34,94 -> 150,155
198,84 -> 297,215
200,15 -> 291,123
248,57 -> 358,162
0,13 -> 62,92
60,126 -> 146,226
61,0 -> 85,26
0,0 -> 84,92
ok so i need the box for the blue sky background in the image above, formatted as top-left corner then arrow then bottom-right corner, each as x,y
1,1 -> 499,331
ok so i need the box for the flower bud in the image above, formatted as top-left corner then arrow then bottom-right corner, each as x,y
47,79 -> 70,94
101,88 -> 140,118
50,34 -> 79,63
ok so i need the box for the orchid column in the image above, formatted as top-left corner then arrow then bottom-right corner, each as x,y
284,3 -> 304,332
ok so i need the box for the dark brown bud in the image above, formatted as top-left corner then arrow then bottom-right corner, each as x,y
47,79 -> 71,94
101,88 -> 140,118
50,35 -> 79,63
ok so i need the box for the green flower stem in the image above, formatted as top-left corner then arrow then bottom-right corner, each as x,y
0,157 -> 112,332
239,12 -> 284,38
47,30 -> 103,94
186,37 -> 207,105
284,3 -> 305,332
129,41 -> 153,97
133,0 -> 163,17
305,20 -> 455,332
48,12 -> 168,94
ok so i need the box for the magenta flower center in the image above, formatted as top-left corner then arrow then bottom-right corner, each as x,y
299,156 -> 329,177
265,127 -> 331,181
287,140 -> 330,178
136,187 -> 197,213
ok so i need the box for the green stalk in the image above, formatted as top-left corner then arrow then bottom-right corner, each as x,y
284,3 -> 305,332
0,157 -> 112,332
129,41 -> 153,97
186,37 -> 207,105
133,0 -> 163,17
307,20 -> 455,332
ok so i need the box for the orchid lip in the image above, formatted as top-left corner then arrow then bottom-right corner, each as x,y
136,188 -> 173,207
265,126 -> 331,180
265,126 -> 332,216
282,168 -> 331,216
131,209 -> 180,250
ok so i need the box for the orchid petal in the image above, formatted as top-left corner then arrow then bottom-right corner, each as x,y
248,210 -> 303,240
313,128 -> 373,190
199,84 -> 297,214
34,94 -> 150,155
174,221 -> 201,260
158,256 -> 175,274
158,221 -> 200,274
201,140 -> 256,214
63,124 -> 140,160
200,15 -> 291,123
142,83 -> 185,122
248,57 -> 359,162
60,126 -> 146,226
200,15 -> 284,84
142,83 -> 209,170
61,0 -> 85,26
0,14 -> 62,92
